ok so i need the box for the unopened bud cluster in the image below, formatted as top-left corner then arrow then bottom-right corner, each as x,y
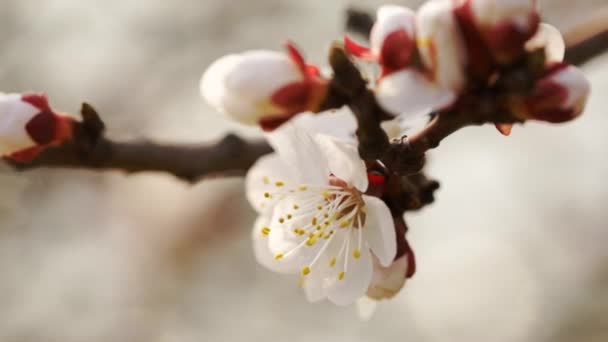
345,0 -> 589,131
199,0 -> 590,132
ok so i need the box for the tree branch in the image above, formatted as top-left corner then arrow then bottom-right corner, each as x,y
563,8 -> 608,66
7,104 -> 272,183
7,8 -> 608,186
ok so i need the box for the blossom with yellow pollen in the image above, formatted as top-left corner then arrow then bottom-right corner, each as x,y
247,122 -> 396,305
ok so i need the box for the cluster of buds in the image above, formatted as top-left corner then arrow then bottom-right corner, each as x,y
344,0 -> 590,132
0,93 -> 74,162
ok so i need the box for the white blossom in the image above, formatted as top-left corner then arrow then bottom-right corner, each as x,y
246,122 -> 396,305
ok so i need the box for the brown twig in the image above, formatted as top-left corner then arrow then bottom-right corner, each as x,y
7,104 -> 272,182
563,8 -> 608,65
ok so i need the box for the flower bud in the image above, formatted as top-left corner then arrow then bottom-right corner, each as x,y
345,5 -> 416,78
200,42 -> 328,131
515,63 -> 590,123
416,0 -> 468,92
0,92 -> 73,162
464,0 -> 540,64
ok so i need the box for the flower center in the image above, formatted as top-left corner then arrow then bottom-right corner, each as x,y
257,174 -> 368,281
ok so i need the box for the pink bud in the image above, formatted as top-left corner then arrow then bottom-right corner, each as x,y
416,0 -> 468,92
521,63 -> 590,123
200,42 -> 328,131
462,0 -> 540,64
345,6 -> 417,79
0,92 -> 73,162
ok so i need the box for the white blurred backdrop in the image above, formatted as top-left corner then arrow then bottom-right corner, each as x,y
0,1 -> 607,341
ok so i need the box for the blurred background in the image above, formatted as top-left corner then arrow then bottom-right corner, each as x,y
0,0 -> 607,341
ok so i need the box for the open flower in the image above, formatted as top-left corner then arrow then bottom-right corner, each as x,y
200,42 -> 328,131
515,63 -> 590,123
344,5 -> 457,120
0,92 -> 73,162
246,123 -> 396,305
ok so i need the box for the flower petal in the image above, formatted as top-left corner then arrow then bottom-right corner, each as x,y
224,50 -> 302,101
245,153 -> 296,214
265,122 -> 330,184
362,195 -> 396,267
366,255 -> 408,300
327,239 -> 373,306
200,54 -> 240,113
376,69 -> 456,119
344,35 -> 375,60
356,296 -> 378,321
0,93 -> 39,154
252,215 -> 299,274
290,108 -> 357,142
267,192 -> 332,269
301,233 -> 344,303
416,0 -> 467,91
314,134 -> 368,191
525,23 -> 565,63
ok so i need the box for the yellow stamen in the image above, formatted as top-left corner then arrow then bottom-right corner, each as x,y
338,272 -> 345,280
417,37 -> 431,47
329,257 -> 336,267
352,250 -> 361,259
306,236 -> 318,246
274,253 -> 284,260
299,186 -> 308,191
302,266 -> 311,276
275,181 -> 285,187
264,192 -> 271,198
261,227 -> 271,236
262,176 -> 269,185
